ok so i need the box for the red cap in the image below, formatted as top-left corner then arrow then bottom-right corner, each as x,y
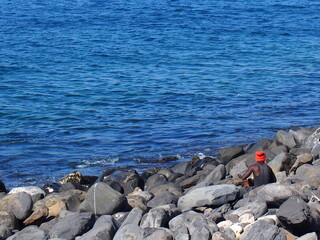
256,151 -> 266,162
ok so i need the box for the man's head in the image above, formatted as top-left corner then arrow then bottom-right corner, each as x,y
256,151 -> 266,162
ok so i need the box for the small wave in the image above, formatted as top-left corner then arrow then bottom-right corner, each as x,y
76,157 -> 119,168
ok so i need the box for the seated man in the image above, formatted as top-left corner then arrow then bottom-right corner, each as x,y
241,151 -> 276,187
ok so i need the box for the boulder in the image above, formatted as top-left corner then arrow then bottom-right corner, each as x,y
244,183 -> 306,207
225,199 -> 267,221
169,211 -> 217,240
146,190 -> 178,208
192,164 -> 226,189
144,174 -> 168,191
113,208 -> 144,240
276,130 -> 297,149
240,220 -> 286,240
178,184 -> 239,211
296,232 -> 318,240
290,153 -> 313,173
268,152 -> 292,174
140,204 -> 180,229
0,224 -> 11,239
9,186 -> 45,198
276,196 -> 319,236
229,161 -> 247,179
59,171 -> 83,184
0,211 -> 18,231
143,229 -> 173,240
6,225 -> 46,240
171,161 -> 194,176
49,212 -> 95,240
245,139 -> 273,154
218,146 -> 245,165
77,215 -> 117,240
126,195 -> 147,211
79,182 -> 127,215
289,127 -> 313,146
295,164 -> 320,189
149,182 -> 182,197
0,192 -> 33,220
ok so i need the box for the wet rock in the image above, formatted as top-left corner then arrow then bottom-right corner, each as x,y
218,145 -> 245,165
146,190 -> 178,208
240,220 -> 286,240
276,196 -> 320,236
79,182 -> 127,215
59,171 -> 83,184
145,174 -> 168,191
77,215 -> 117,240
6,225 -> 46,240
178,184 -> 239,211
49,212 -> 95,240
140,204 -> 180,229
0,192 -> 33,220
276,130 -> 297,149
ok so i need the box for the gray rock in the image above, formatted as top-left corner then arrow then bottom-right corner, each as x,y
276,130 -> 297,149
193,164 -> 226,189
9,186 -> 46,202
149,182 -> 182,197
290,153 -> 313,173
113,208 -> 144,240
171,161 -> 193,175
78,215 -> 117,240
211,231 -> 235,240
157,169 -> 176,180
268,152 -> 290,173
0,224 -> 11,239
218,146 -> 245,165
127,195 -> 148,211
0,192 -> 33,220
178,184 -> 239,211
240,220 -> 286,240
0,211 -> 18,231
146,190 -> 178,208
79,182 -> 126,215
169,211 -> 217,240
289,127 -> 313,146
49,212 -> 95,240
244,183 -> 306,207
296,164 -> 320,189
225,199 -> 267,221
229,161 -> 247,179
143,229 -> 173,240
303,127 -> 320,155
179,174 -> 203,189
145,174 -> 168,191
276,196 -> 318,236
40,218 -> 59,237
7,225 -> 47,240
245,139 -> 273,154
269,142 -> 288,156
296,232 -> 318,240
140,204 -> 180,229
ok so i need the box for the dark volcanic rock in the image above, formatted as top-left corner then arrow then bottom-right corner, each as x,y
276,196 -> 320,236
241,220 -> 286,240
6,225 -> 46,240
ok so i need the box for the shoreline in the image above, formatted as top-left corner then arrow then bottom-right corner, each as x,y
1,125 -> 320,239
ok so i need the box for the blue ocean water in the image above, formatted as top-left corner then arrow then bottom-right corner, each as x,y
1,0 -> 320,188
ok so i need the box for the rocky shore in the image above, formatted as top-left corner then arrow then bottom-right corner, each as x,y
1,125 -> 320,240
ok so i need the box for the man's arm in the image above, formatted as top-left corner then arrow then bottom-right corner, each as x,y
241,166 -> 254,180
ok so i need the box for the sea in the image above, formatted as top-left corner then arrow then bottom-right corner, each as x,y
1,0 -> 320,189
